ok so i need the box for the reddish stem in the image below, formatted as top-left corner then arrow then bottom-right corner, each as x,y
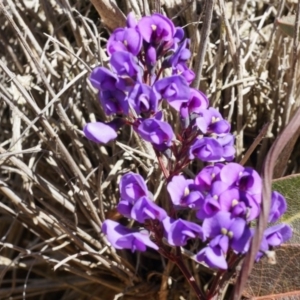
173,252 -> 205,300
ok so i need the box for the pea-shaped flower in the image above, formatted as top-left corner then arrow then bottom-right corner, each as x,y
202,211 -> 251,254
154,75 -> 190,111
102,220 -> 158,252
269,191 -> 287,222
107,27 -> 142,56
130,196 -> 167,223
119,172 -> 148,203
136,117 -> 174,151
189,137 -> 224,162
167,175 -> 205,209
197,211 -> 251,269
162,217 -> 205,246
137,13 -> 175,45
84,119 -> 124,144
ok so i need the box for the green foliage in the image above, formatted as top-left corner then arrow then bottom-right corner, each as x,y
273,174 -> 300,243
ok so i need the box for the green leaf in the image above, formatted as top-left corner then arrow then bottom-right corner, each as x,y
277,15 -> 297,38
243,175 -> 300,298
272,174 -> 300,243
244,244 -> 300,298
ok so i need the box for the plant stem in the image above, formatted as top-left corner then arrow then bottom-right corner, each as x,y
173,252 -> 205,300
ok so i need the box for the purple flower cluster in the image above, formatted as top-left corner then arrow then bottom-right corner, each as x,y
84,12 -> 292,271
84,12 -> 234,158
103,166 -> 291,270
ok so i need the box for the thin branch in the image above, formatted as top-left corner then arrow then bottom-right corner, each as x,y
192,0 -> 215,89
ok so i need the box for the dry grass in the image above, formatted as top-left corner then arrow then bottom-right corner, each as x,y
0,0 -> 299,299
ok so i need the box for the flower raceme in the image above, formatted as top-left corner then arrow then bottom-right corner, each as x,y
84,12 -> 234,157
84,12 -> 292,271
103,169 -> 291,270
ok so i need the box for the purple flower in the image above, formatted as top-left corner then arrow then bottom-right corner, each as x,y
269,191 -> 287,223
256,224 -> 292,260
195,108 -> 231,135
89,67 -> 118,91
173,27 -> 185,45
217,163 -> 262,198
194,163 -> 224,192
136,117 -> 174,151
196,195 -> 221,220
84,119 -> 123,144
196,163 -> 262,221
216,187 -> 260,221
197,222 -> 252,269
263,224 -> 292,247
107,27 -> 142,56
110,51 -> 142,90
127,83 -> 159,115
180,89 -> 209,118
102,220 -> 158,252
131,196 -> 167,223
119,172 -> 148,203
167,175 -> 204,209
154,75 -> 190,110
216,134 -> 235,161
162,217 -> 204,246
126,12 -> 137,28
99,89 -> 128,115
117,199 -> 133,218
173,63 -> 195,85
145,45 -> 157,67
163,39 -> 191,68
189,137 -> 224,162
202,211 -> 251,253
138,13 -> 175,45
196,244 -> 227,269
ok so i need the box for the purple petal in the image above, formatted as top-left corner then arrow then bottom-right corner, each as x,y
174,63 -> 195,85
237,167 -> 262,195
102,220 -> 132,248
196,195 -> 221,220
174,27 -> 184,43
163,39 -> 191,68
202,211 -> 246,240
219,163 -> 244,186
127,83 -> 159,115
154,75 -> 190,111
136,118 -> 174,151
102,220 -> 158,252
231,226 -> 252,253
89,67 -> 118,91
117,200 -> 133,218
119,172 -> 148,203
163,217 -> 204,246
264,224 -> 292,246
210,235 -> 229,254
117,231 -> 159,252
84,122 -> 118,144
99,89 -> 127,115
107,27 -> 142,56
145,45 -> 157,66
189,137 -> 224,162
269,191 -> 287,223
131,196 -> 167,223
138,13 -> 175,44
194,164 -> 224,191
126,12 -> 137,28
167,175 -> 193,206
110,51 -> 141,77
183,189 -> 205,209
196,246 -> 228,269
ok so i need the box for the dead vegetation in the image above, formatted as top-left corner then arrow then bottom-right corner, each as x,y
0,0 -> 299,299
